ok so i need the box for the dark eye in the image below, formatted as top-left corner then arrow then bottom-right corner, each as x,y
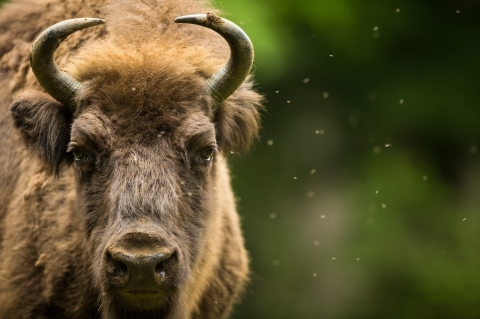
200,149 -> 214,161
73,150 -> 86,161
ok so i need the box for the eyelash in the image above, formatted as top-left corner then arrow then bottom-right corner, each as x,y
200,148 -> 215,161
73,150 -> 87,161
191,146 -> 217,166
66,145 -> 89,166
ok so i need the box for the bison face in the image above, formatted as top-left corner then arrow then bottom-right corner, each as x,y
69,97 -> 217,314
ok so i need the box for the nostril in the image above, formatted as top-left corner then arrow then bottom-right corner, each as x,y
113,259 -> 128,275
155,260 -> 167,274
106,251 -> 129,277
154,252 -> 173,275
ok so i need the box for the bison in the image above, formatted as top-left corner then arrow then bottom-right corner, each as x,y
0,0 -> 264,318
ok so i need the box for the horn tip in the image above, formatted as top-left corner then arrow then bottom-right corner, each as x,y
78,18 -> 106,25
92,18 -> 106,25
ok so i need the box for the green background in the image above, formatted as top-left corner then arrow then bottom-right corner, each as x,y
3,0 -> 480,317
218,0 -> 480,318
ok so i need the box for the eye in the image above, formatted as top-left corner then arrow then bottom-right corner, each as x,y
72,150 -> 86,161
200,149 -> 214,161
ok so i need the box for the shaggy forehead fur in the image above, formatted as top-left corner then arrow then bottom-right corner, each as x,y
66,41 -> 217,145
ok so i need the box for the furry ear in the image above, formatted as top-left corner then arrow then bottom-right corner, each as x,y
10,90 -> 73,175
213,77 -> 264,154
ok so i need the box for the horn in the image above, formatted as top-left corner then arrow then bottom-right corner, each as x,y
174,14 -> 254,106
30,18 -> 105,110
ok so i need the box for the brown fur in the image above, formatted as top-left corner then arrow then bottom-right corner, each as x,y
0,0 -> 264,318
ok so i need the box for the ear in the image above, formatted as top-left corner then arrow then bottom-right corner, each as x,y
213,77 -> 265,154
10,90 -> 73,175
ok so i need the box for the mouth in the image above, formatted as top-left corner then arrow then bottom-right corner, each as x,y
121,289 -> 165,299
116,289 -> 169,310
124,290 -> 160,295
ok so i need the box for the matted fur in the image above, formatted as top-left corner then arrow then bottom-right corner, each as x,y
0,0 -> 264,318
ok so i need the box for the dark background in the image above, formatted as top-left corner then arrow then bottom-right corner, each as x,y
218,0 -> 480,318
3,0 -> 480,318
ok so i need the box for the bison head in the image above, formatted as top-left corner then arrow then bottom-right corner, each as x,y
10,15 -> 262,319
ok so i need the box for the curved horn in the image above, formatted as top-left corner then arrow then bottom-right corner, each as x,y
30,18 -> 105,110
174,14 -> 254,106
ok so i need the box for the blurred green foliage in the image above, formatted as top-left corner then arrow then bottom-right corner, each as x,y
218,0 -> 480,318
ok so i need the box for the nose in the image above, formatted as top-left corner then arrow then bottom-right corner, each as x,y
105,232 -> 175,291
111,250 -> 171,277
